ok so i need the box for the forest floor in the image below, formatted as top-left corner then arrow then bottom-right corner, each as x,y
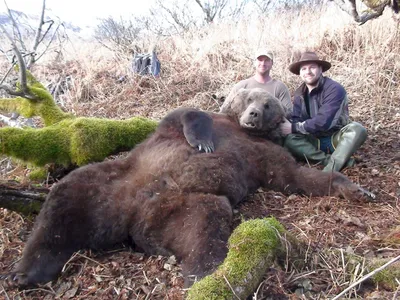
0,91 -> 399,300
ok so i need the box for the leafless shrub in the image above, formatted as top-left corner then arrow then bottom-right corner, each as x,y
94,17 -> 146,55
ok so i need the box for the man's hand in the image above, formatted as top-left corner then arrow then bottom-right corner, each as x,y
280,118 -> 292,136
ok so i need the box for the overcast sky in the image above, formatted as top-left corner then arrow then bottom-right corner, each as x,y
0,0 -> 154,27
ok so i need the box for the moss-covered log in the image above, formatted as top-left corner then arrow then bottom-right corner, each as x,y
187,217 -> 303,300
0,70 -> 158,167
0,117 -> 157,166
0,183 -> 47,215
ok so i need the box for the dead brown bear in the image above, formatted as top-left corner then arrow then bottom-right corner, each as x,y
1,88 -> 372,288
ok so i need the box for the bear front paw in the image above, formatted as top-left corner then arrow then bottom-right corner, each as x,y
0,272 -> 30,288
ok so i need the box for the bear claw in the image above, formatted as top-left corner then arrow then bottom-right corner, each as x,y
0,272 -> 29,288
358,186 -> 376,201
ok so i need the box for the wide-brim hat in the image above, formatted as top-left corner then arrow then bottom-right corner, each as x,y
289,51 -> 331,75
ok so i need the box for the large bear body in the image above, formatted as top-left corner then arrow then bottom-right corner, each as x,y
3,88 -> 365,287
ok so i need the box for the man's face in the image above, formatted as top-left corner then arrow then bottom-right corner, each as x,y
299,63 -> 322,86
254,55 -> 273,75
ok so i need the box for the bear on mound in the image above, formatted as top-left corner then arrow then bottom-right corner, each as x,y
2,88 -> 369,288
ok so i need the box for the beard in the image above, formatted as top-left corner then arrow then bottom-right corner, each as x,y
302,74 -> 320,86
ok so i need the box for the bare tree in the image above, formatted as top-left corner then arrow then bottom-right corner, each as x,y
0,24 -> 34,99
330,0 -> 399,24
145,0 -> 251,35
0,0 -> 68,126
94,16 -> 145,54
194,0 -> 229,23
2,0 -> 66,69
152,0 -> 199,34
252,0 -> 274,13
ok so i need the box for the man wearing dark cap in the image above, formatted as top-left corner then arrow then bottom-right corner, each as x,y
280,51 -> 367,172
220,49 -> 292,119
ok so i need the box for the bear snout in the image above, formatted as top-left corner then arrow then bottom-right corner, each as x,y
239,106 -> 263,130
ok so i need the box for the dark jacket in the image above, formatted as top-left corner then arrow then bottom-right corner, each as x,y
291,76 -> 349,137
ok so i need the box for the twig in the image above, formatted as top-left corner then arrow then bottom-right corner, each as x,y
28,0 -> 46,68
223,275 -> 241,300
34,23 -> 61,63
61,251 -> 105,273
303,153 -> 311,168
392,278 -> 400,300
15,287 -> 55,296
340,248 -> 346,283
0,24 -> 36,100
377,247 -> 400,252
332,254 -> 400,300
37,20 -> 55,46
143,270 -> 150,284
286,271 -> 316,285
0,283 -> 10,300
3,0 -> 27,52
0,62 -> 16,86
253,279 -> 266,300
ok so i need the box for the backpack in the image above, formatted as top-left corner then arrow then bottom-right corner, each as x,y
132,51 -> 161,77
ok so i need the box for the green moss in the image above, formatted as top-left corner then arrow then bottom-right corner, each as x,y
369,259 -> 400,290
28,167 -> 48,181
68,116 -> 158,165
222,217 -> 285,278
8,200 -> 43,216
363,0 -> 388,10
1,125 -> 72,166
0,117 -> 158,167
1,69 -> 71,125
327,250 -> 400,292
187,218 -> 290,300
26,69 -> 46,90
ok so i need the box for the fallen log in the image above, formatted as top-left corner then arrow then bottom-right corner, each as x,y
0,182 -> 48,215
187,218 -> 305,299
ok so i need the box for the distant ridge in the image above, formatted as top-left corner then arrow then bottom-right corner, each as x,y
0,9 -> 82,33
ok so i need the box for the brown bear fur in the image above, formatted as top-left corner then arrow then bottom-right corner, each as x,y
2,88 -> 365,287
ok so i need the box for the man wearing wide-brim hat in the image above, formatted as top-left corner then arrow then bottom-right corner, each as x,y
280,51 -> 367,172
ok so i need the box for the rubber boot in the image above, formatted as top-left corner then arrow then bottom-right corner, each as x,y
284,134 -> 329,165
323,122 -> 367,172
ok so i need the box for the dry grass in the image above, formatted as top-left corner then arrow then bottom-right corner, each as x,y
0,3 -> 400,299
6,4 -> 395,127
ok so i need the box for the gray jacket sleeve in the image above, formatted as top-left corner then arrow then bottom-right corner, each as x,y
276,82 -> 293,119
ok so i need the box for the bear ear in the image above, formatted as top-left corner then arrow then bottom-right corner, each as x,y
229,88 -> 250,116
236,88 -> 250,100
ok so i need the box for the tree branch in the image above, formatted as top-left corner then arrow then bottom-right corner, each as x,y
3,0 -> 27,52
28,0 -> 46,68
34,22 -> 60,63
0,63 -> 15,86
0,24 -> 37,100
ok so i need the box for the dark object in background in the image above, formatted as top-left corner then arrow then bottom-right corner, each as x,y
132,51 -> 161,77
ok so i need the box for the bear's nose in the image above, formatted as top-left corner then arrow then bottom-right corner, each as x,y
250,111 -> 258,117
248,107 -> 262,119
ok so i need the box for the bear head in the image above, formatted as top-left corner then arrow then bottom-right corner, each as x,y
224,88 -> 285,137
